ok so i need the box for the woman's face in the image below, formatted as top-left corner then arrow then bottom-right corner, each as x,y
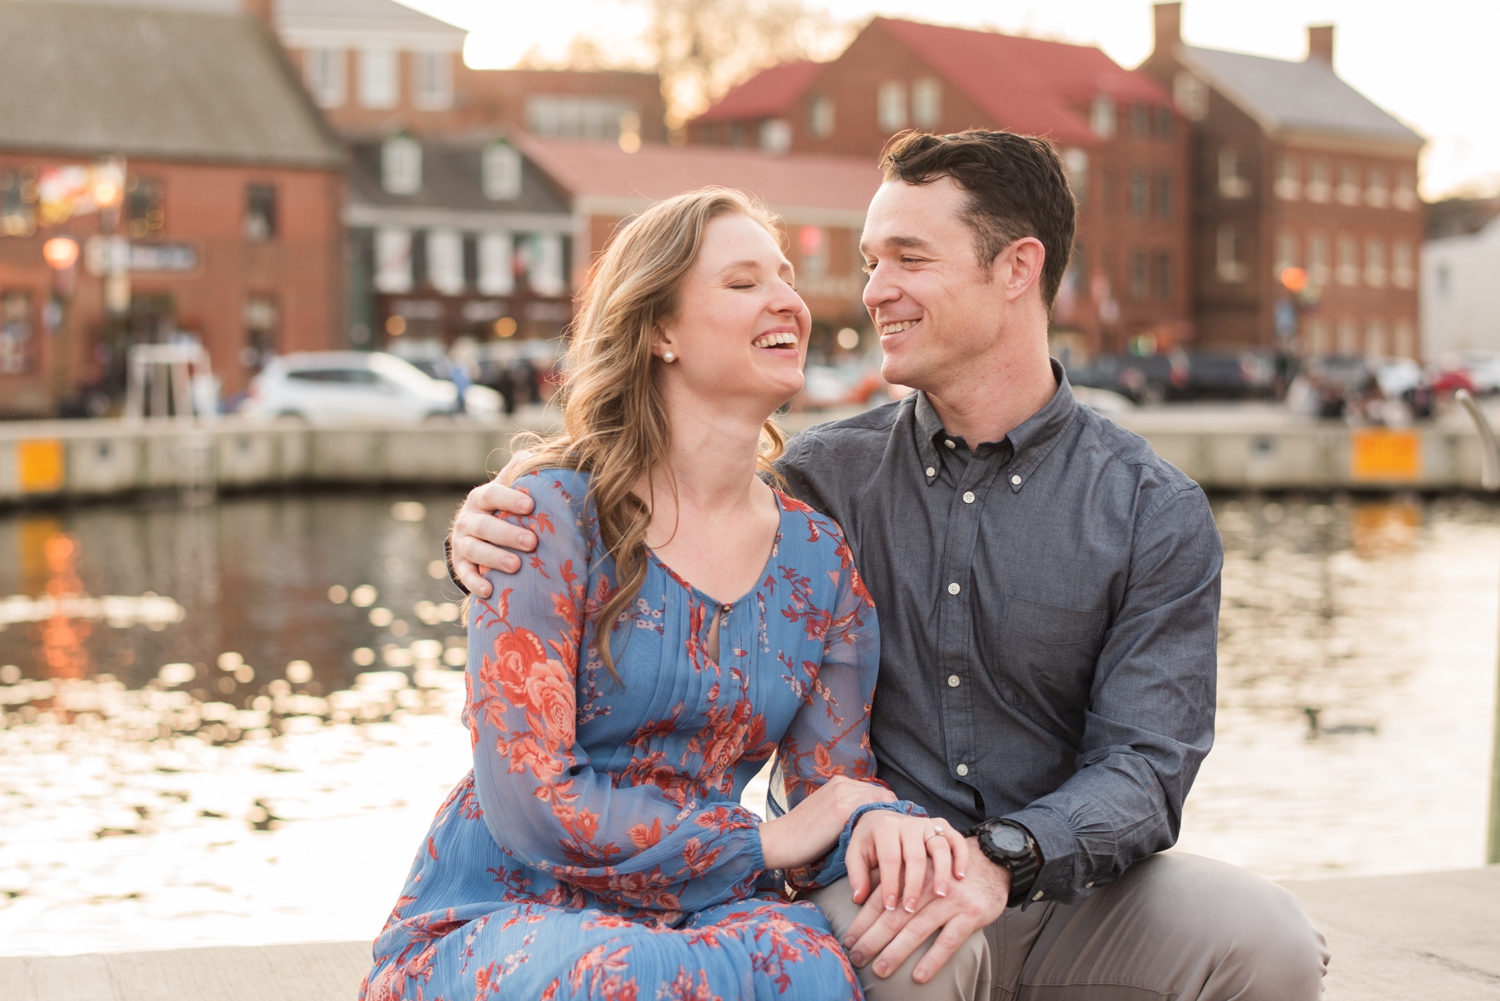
655,212 -> 810,412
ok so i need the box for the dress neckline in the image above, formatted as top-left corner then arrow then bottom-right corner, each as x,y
646,489 -> 786,609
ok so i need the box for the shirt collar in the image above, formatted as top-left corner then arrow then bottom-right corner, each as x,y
912,360 -> 1079,492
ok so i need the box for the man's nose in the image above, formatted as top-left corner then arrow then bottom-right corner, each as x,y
863,262 -> 898,311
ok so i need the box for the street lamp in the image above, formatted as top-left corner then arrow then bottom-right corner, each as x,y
1456,388 -> 1500,864
42,236 -> 79,271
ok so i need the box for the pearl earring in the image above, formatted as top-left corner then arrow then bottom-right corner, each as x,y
663,351 -> 675,363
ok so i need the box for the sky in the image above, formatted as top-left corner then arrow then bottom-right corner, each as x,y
402,0 -> 1499,200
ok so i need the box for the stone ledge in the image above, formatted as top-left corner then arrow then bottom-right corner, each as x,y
4,867 -> 1498,1000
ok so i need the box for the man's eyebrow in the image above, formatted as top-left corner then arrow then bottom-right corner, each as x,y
857,235 -> 933,255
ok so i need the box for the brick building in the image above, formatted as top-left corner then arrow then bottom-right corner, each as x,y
1142,3 -> 1425,358
513,135 -> 882,346
0,1 -> 344,417
688,18 -> 1193,359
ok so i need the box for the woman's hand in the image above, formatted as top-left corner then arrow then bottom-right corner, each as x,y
845,811 -> 969,917
450,462 -> 537,597
758,775 -> 896,871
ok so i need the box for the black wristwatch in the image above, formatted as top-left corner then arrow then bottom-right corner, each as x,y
967,819 -> 1041,908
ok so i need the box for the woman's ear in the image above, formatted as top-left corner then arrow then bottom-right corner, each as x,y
650,322 -> 678,363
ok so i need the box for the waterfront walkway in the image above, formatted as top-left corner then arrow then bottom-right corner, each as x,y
4,865 -> 1495,1000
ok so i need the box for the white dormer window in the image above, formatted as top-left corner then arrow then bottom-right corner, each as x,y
382,135 -> 422,195
305,48 -> 346,109
359,48 -> 398,109
759,119 -> 792,155
1090,95 -> 1116,139
482,142 -> 522,201
412,51 -> 453,111
911,78 -> 941,128
1172,72 -> 1208,121
808,95 -> 835,138
878,81 -> 907,131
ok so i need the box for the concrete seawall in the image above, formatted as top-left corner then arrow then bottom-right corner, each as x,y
0,404 -> 1494,503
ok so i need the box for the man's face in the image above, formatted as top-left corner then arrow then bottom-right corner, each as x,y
860,178 -> 1013,393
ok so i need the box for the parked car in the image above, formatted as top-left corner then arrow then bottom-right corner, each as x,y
1180,350 -> 1280,400
240,352 -> 501,422
1067,353 -> 1180,404
1436,350 -> 1500,395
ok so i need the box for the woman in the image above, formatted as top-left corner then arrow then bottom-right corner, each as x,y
363,189 -> 960,1001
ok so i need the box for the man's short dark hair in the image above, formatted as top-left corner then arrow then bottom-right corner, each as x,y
880,130 -> 1076,308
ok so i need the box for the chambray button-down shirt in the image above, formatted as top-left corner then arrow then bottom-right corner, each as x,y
777,365 -> 1222,903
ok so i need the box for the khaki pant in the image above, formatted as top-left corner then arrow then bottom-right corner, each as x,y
809,853 -> 1329,1000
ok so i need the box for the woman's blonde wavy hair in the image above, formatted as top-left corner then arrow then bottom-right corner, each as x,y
507,187 -> 789,677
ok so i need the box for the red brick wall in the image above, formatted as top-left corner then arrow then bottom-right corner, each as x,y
0,153 -> 342,415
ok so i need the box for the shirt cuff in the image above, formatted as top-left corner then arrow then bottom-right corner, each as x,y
1001,805 -> 1084,906
785,800 -> 926,893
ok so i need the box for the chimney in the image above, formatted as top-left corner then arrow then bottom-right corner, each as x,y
1153,3 -> 1183,54
1306,24 -> 1334,65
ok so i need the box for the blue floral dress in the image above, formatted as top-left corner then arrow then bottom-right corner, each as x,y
363,469 -> 919,1001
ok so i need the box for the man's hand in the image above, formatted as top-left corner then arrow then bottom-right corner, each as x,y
450,470 -> 536,597
845,811 -> 969,918
844,839 -> 1008,984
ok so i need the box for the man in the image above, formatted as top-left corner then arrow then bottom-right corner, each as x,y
447,131 -> 1329,999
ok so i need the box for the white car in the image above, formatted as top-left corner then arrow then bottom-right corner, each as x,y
241,351 -> 500,423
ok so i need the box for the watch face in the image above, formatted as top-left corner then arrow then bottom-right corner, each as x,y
987,824 -> 1028,855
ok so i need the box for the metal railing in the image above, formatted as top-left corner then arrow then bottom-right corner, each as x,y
1456,389 -> 1500,864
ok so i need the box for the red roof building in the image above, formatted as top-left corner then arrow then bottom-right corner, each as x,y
688,18 -> 1193,358
513,135 -> 884,335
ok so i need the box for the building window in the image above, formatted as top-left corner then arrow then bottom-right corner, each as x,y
1308,232 -> 1330,285
1337,164 -> 1361,206
1275,156 -> 1300,200
304,48 -> 346,109
911,78 -> 941,128
482,142 -> 522,201
1153,105 -> 1173,139
374,228 -> 413,294
0,290 -> 35,375
808,94 -> 835,138
1394,318 -> 1416,359
1090,95 -> 1116,138
1364,237 -> 1387,287
382,135 -> 422,195
799,226 -> 828,277
1335,234 -> 1359,286
245,184 -> 276,241
411,51 -> 452,110
1392,240 -> 1415,289
1153,171 -> 1171,218
1218,148 -> 1250,199
1394,170 -> 1418,211
1102,170 -> 1118,215
524,234 -> 566,297
877,81 -> 907,131
126,174 -> 165,241
1365,319 -> 1387,357
0,168 -> 37,238
426,229 -> 464,295
1305,318 -> 1330,356
1129,103 -> 1150,138
759,118 -> 792,154
1128,170 -> 1148,217
1152,251 -> 1171,299
1365,166 -> 1389,208
1172,72 -> 1208,121
1217,225 -> 1246,282
1130,250 -> 1148,299
727,121 -> 745,148
527,95 -> 638,141
477,232 -> 514,295
1274,229 -> 1298,274
359,48 -> 399,109
1062,148 -> 1088,206
243,295 -> 277,371
1436,262 -> 1450,297
1306,159 -> 1332,203
1336,318 -> 1358,355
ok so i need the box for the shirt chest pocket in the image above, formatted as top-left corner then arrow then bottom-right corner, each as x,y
993,595 -> 1106,712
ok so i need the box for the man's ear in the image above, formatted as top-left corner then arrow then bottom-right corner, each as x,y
1001,237 -> 1046,303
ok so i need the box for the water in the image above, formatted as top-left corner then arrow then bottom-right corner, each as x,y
0,491 -> 1497,956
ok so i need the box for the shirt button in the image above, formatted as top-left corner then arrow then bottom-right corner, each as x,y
945,439 -> 956,449
947,582 -> 961,595
1085,881 -> 1094,889
925,466 -> 935,477
1011,474 -> 1022,486
947,674 -> 960,687
955,763 -> 969,776
1032,890 -> 1044,902
962,491 -> 975,504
